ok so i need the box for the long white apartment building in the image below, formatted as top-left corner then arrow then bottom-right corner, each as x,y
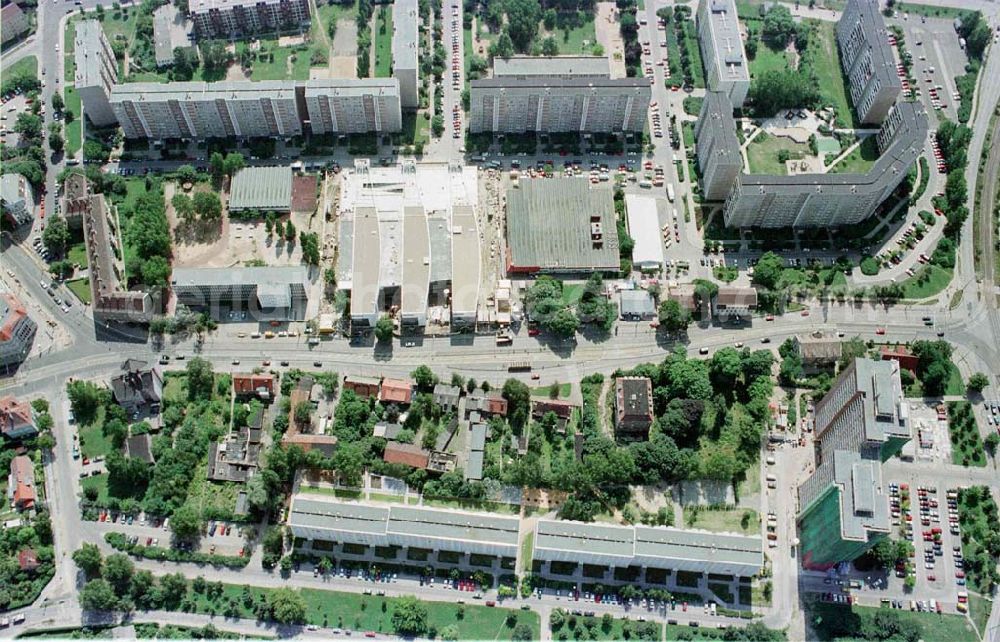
836,0 -> 901,125
75,20 -> 119,127
696,0 -> 750,108
391,0 -> 419,109
189,0 -> 310,39
469,56 -> 651,134
110,79 -> 401,139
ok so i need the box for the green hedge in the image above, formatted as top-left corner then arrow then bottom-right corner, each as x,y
105,532 -> 249,568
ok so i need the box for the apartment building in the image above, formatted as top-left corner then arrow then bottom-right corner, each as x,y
0,293 -> 37,369
189,0 -> 310,40
836,0 -> 901,125
718,101 -> 927,228
63,174 -> 156,322
391,0 -> 419,109
110,81 -> 303,139
696,0 -> 750,108
1,173 -> 34,228
469,56 -> 650,134
302,79 -> 402,134
75,20 -> 119,127
797,358 -> 911,569
614,377 -> 654,441
170,266 -> 309,320
694,92 -> 742,201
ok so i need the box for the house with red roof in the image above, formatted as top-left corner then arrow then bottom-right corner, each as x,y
0,396 -> 38,441
8,455 -> 36,510
379,378 -> 413,405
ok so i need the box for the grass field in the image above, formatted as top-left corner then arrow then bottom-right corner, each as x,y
80,473 -> 109,503
62,84 -> 83,157
547,13 -> 596,55
905,361 -> 964,398
829,136 -> 879,174
895,2 -> 972,20
810,602 -> 977,641
188,583 -> 539,639
248,42 -> 312,80
1,56 -> 37,95
749,40 -> 794,78
78,406 -> 112,459
900,264 -> 953,299
67,242 -> 88,267
804,21 -> 856,128
745,134 -> 809,175
947,401 -> 987,468
531,383 -> 572,399
684,507 -> 759,535
65,278 -> 92,304
314,0 -> 358,42
680,19 -> 705,89
373,5 -> 393,78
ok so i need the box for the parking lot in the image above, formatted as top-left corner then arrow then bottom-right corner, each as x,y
889,14 -> 969,124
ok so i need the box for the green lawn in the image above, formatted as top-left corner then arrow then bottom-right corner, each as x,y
829,136 -> 879,174
680,19 -> 705,89
188,583 -> 539,639
749,40 -> 793,78
808,601 -> 976,641
373,5 -> 393,78
745,134 -> 809,175
66,278 -> 92,304
947,401 -> 987,467
804,21 -> 856,128
552,613 -> 658,641
67,242 -> 88,267
548,14 -> 596,55
80,473 -> 109,503
96,10 -> 139,46
684,507 -> 759,535
969,594 -> 990,638
906,362 -> 964,398
531,383 -> 571,399
248,41 -> 312,80
900,265 -> 953,299
78,406 -> 112,459
561,283 -> 585,306
314,0 -> 358,42
0,56 -> 37,95
64,85 -> 83,157
894,2 -> 972,20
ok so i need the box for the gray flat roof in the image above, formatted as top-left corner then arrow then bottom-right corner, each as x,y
535,519 -> 636,560
469,423 -> 486,451
152,3 -> 191,67
428,212 -> 452,284
402,205 -> 430,316
290,496 -> 391,536
834,449 -> 890,541
838,0 -> 902,114
391,0 -> 418,72
171,265 -> 308,288
506,178 -> 620,271
634,525 -> 762,567
853,358 -> 910,442
493,55 -> 610,78
386,505 -> 520,547
228,166 -> 292,212
349,206 -> 381,320
465,450 -> 484,481
111,80 -> 299,102
451,205 -> 480,316
75,20 -> 109,89
190,0 -> 294,14
473,77 -> 651,90
699,0 -> 750,83
303,78 -> 401,98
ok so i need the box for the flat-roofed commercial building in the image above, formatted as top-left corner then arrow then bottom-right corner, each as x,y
470,56 -> 649,134
111,81 -> 302,140
189,0 -> 310,40
797,358 -> 911,569
62,174 -> 155,322
303,79 -> 402,134
623,194 -> 663,271
718,102 -> 927,228
836,0 -> 901,125
391,0 -> 419,108
171,265 -> 309,320
696,0 -> 750,107
288,495 -> 520,559
339,161 -> 480,331
153,3 -> 194,68
228,166 -> 292,212
533,519 -> 763,577
506,178 -> 620,274
75,20 -> 119,127
694,92 -> 742,201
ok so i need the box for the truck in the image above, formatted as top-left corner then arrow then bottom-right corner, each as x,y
496,330 -> 512,346
666,184 -> 675,202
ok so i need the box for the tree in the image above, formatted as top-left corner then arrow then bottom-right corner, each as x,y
49,131 -> 64,153
761,4 -> 795,49
73,544 -> 104,579
985,433 -> 999,457
374,315 -> 393,342
192,191 -> 222,220
505,0 -> 541,51
223,152 -> 245,176
169,504 -> 203,541
752,251 -> 785,290
284,219 -> 296,241
200,39 -> 231,70
748,69 -> 819,117
52,92 -> 64,112
502,379 -> 531,429
185,357 -> 215,401
542,7 -> 557,29
209,152 -> 225,179
489,31 -> 515,59
173,47 -> 200,80
158,573 -> 188,609
300,232 -> 320,265
548,307 -> 579,337
513,623 -> 533,641
48,259 -> 74,279
541,35 -> 559,56
141,255 -> 172,288
172,193 -> 196,221
80,579 -> 119,612
42,215 -> 70,256
411,365 -> 437,392
391,596 -> 428,636
14,112 -> 43,139
268,588 -> 306,623
294,401 -> 313,426
658,299 -> 690,333
103,553 -> 135,596
968,372 -> 989,394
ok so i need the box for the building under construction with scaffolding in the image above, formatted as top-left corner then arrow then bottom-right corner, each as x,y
336,160 -> 482,333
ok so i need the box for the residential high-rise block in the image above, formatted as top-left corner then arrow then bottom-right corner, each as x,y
189,0 -> 310,40
75,20 -> 119,127
469,56 -> 650,134
836,0 -> 901,125
797,358 -> 911,569
303,79 -> 403,134
696,0 -> 750,107
694,92 -> 742,200
392,0 -> 419,109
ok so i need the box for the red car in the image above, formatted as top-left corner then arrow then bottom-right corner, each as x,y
528,328 -> 540,337
875,328 -> 886,335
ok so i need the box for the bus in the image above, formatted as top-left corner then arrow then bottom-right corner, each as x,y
666,184 -> 675,202
507,361 -> 531,372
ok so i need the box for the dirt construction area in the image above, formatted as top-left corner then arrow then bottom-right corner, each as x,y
596,2 -> 626,79
165,181 -> 320,269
